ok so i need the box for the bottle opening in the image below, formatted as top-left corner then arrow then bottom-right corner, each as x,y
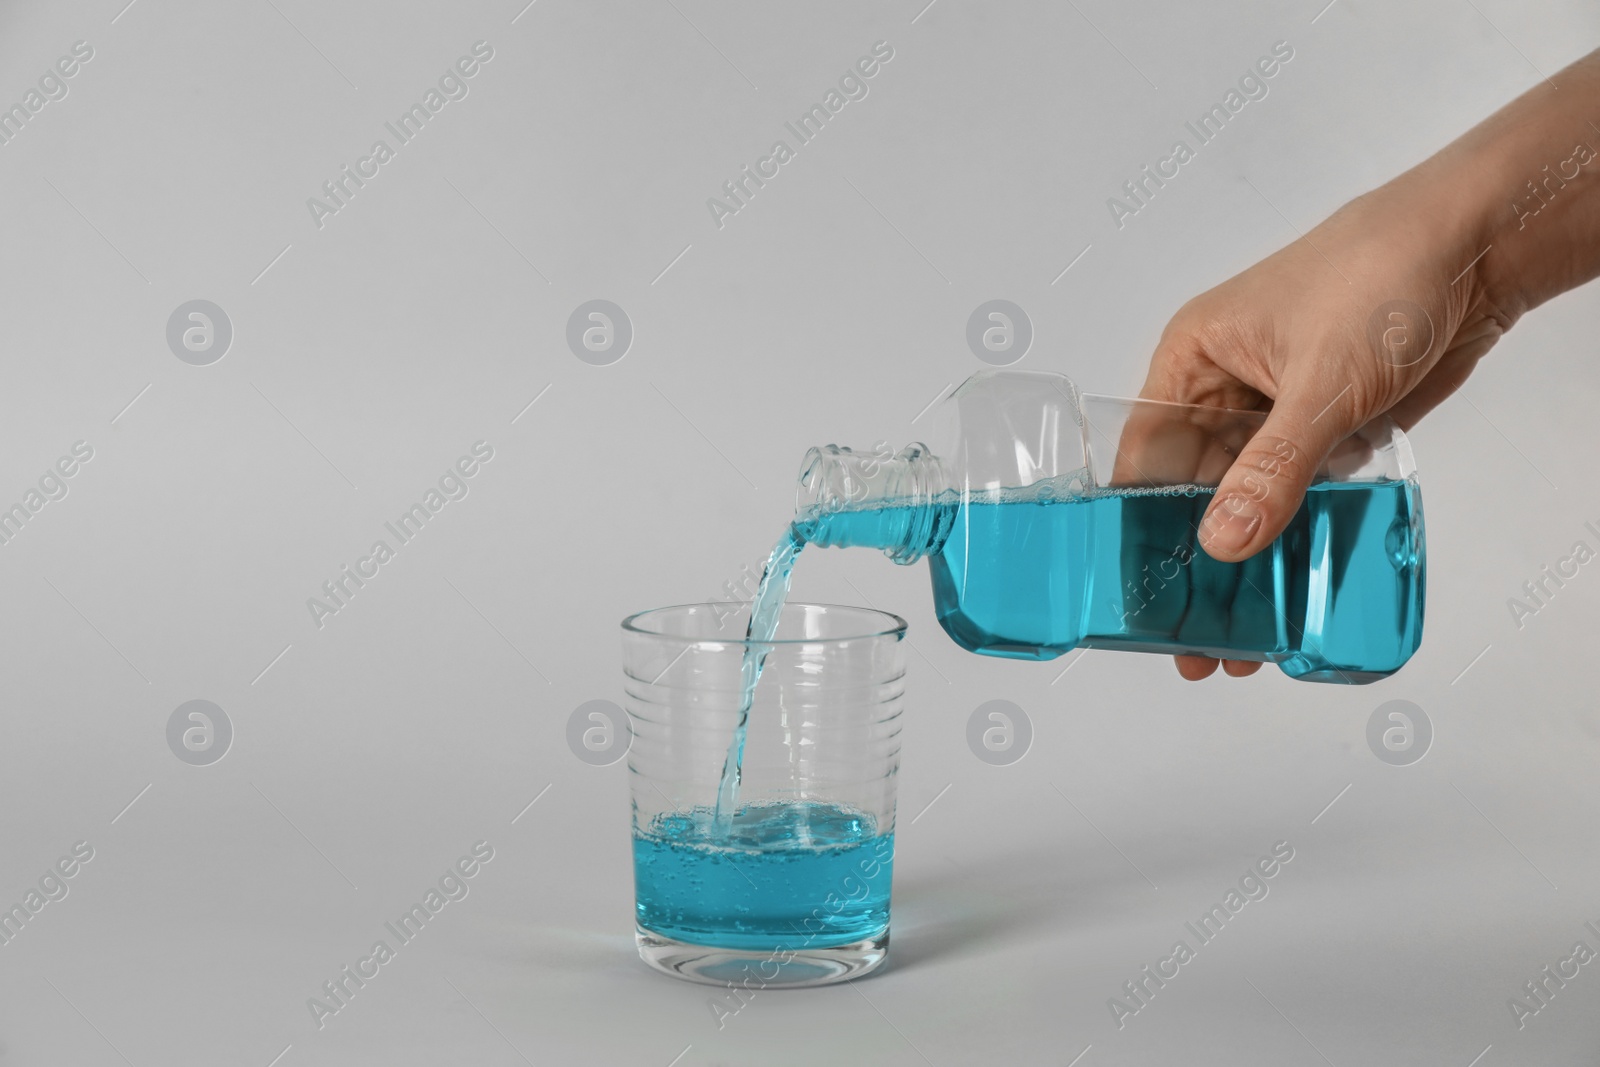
796,443 -> 946,563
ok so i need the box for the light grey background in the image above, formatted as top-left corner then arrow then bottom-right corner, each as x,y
1,1 -> 1598,1064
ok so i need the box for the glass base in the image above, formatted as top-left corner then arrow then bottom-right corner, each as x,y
634,924 -> 889,988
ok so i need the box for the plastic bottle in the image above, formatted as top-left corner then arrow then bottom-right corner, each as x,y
794,370 -> 1425,682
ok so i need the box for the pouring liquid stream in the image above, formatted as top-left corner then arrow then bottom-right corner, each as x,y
711,526 -> 806,834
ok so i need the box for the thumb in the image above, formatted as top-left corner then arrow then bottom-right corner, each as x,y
1197,393 -> 1355,563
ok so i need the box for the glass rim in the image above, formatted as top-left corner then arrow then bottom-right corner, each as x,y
621,602 -> 907,647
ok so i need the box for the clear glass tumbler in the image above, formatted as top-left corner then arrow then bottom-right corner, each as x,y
622,602 -> 906,987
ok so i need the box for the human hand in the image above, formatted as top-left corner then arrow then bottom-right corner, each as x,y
1130,49 -> 1600,681
1139,181 -> 1507,680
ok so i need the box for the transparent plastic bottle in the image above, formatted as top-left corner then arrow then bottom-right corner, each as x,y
795,370 -> 1425,683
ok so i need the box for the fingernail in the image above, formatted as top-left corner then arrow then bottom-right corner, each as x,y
1201,493 -> 1261,557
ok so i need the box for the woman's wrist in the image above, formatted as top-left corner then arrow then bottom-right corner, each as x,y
1434,52 -> 1600,325
1477,139 -> 1600,321
1325,157 -> 1501,312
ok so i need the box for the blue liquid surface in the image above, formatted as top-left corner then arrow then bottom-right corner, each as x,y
634,802 -> 894,950
803,479 -> 1424,681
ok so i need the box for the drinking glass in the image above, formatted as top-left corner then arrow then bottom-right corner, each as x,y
622,602 -> 906,987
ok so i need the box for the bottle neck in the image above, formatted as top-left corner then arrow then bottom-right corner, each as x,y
794,443 -> 948,564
